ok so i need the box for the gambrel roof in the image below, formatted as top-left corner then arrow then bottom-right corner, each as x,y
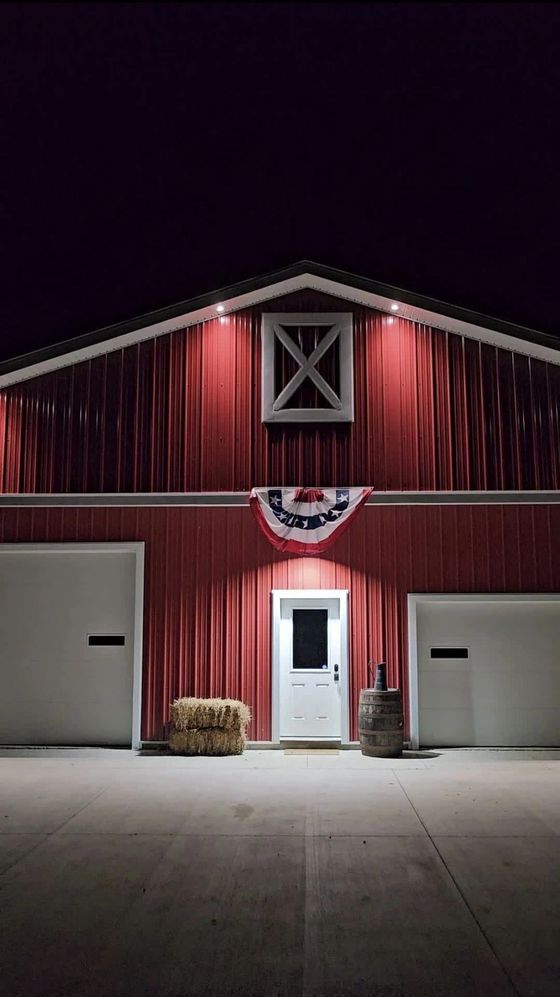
1,260 -> 559,387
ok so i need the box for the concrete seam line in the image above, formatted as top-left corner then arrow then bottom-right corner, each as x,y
48,785 -> 112,838
393,771 -> 522,997
0,785 -> 112,881
302,805 -> 319,997
0,834 -> 48,880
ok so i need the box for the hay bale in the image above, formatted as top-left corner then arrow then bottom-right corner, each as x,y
170,697 -> 251,733
169,729 -> 246,756
168,697 -> 251,756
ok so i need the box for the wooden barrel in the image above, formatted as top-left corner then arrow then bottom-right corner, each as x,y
359,688 -> 404,758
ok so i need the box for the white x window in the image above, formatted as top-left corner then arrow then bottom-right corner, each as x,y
261,312 -> 354,423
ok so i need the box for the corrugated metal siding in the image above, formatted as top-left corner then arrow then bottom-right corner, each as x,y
1,503 -> 559,741
2,290 -> 560,493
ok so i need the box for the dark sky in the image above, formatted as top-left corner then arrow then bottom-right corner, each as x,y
2,2 -> 560,363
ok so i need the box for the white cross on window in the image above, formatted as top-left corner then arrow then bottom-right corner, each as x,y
272,323 -> 342,412
261,312 -> 354,424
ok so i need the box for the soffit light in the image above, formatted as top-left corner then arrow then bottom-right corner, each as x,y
390,303 -> 399,312
216,304 -> 225,313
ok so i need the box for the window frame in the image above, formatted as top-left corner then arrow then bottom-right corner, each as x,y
261,312 -> 354,423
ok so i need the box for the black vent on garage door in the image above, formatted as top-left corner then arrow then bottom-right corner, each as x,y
430,647 -> 469,659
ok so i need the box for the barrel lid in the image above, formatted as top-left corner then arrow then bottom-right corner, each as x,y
361,687 -> 400,693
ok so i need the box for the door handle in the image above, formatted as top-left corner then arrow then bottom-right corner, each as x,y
334,663 -> 339,682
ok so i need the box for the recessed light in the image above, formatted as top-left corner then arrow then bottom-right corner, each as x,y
390,303 -> 399,312
216,304 -> 225,313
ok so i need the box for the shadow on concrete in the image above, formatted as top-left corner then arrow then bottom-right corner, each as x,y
404,750 -> 441,759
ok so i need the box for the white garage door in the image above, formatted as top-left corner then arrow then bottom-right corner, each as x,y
417,598 -> 560,747
0,548 -> 137,745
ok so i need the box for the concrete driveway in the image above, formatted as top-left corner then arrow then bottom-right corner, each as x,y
0,748 -> 559,997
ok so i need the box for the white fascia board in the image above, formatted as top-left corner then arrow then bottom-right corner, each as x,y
1,272 -> 559,389
2,490 -> 560,507
0,276 -> 312,388
308,274 -> 560,367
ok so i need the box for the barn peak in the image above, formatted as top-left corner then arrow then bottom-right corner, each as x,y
1,260 -> 558,388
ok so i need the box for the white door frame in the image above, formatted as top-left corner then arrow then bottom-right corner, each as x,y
0,542 -> 145,749
271,589 -> 349,742
408,592 -> 560,750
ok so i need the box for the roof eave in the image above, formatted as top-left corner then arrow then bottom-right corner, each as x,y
1,261 -> 559,387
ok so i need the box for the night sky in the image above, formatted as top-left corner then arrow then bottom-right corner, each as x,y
2,3 -> 560,363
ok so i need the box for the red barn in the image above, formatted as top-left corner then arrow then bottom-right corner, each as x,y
1,261 -> 560,749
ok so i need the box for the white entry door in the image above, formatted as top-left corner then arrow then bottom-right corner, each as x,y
273,590 -> 348,741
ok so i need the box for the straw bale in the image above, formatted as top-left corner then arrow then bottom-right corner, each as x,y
169,728 -> 246,756
170,697 -> 251,733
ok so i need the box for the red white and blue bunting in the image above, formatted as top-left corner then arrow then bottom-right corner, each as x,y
249,486 -> 373,554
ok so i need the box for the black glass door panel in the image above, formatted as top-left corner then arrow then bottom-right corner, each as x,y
292,609 -> 328,669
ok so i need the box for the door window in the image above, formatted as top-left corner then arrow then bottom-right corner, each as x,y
292,609 -> 328,669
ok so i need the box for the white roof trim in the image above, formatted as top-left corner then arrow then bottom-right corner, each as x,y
1,272 -> 559,388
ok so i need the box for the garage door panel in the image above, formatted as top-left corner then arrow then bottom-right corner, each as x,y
2,649 -> 133,701
472,669 -> 560,709
470,709 -> 560,746
2,662 -> 133,704
417,599 -> 560,747
421,709 -> 560,748
0,698 -> 134,745
421,707 -> 475,745
523,670 -> 560,705
0,550 -> 137,746
419,669 -> 472,711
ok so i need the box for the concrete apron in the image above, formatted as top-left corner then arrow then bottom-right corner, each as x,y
0,749 -> 559,997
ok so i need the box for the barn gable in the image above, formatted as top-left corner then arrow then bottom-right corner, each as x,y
1,260 -> 559,388
1,276 -> 560,494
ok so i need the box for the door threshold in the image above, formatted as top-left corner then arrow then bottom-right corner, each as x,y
284,748 -> 340,755
280,739 -> 342,751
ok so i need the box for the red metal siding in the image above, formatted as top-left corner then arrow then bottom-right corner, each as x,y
1,503 -> 559,742
2,290 -> 560,493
